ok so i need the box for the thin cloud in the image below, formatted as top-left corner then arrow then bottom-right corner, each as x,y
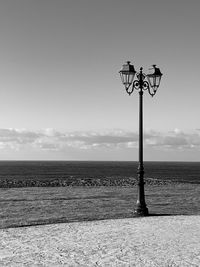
145,129 -> 200,150
0,129 -> 43,149
0,128 -> 199,152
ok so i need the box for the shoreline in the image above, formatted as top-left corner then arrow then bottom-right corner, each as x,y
0,176 -> 187,188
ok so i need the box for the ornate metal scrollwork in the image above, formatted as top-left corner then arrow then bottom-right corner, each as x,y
133,80 -> 140,90
142,81 -> 149,91
125,68 -> 159,97
132,78 -> 150,92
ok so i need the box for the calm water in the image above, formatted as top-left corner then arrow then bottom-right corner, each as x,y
0,161 -> 199,184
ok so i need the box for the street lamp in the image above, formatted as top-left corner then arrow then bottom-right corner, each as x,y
119,61 -> 163,216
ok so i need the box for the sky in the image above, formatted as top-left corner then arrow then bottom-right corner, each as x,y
0,0 -> 199,161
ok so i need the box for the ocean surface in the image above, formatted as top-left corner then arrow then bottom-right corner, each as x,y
0,161 -> 199,184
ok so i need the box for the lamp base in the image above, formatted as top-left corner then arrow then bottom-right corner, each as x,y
134,206 -> 149,216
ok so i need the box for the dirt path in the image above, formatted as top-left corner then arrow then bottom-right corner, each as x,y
0,215 -> 199,266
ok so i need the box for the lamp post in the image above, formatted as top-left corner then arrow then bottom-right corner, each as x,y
119,61 -> 163,216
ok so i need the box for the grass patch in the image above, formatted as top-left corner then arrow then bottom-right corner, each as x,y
0,184 -> 200,229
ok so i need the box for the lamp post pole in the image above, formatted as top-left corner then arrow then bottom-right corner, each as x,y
135,68 -> 148,216
119,62 -> 163,216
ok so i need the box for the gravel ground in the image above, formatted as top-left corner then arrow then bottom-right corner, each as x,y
0,215 -> 200,266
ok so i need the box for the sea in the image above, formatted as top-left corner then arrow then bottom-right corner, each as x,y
0,161 -> 199,184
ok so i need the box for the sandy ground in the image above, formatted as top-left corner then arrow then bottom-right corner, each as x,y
0,215 -> 200,267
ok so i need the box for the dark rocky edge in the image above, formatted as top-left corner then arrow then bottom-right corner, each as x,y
0,177 -> 181,188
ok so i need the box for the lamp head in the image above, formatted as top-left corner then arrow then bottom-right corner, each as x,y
119,61 -> 136,91
147,65 -> 163,94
